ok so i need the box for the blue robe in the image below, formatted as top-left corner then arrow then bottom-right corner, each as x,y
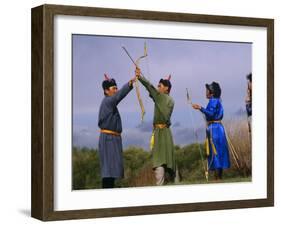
200,98 -> 230,170
98,83 -> 133,178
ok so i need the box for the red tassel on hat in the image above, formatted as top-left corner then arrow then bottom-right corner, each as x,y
167,74 -> 171,80
104,73 -> 110,80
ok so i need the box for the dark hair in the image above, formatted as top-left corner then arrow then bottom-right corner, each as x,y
205,82 -> 221,98
159,79 -> 172,93
102,78 -> 117,95
246,73 -> 252,82
102,78 -> 117,90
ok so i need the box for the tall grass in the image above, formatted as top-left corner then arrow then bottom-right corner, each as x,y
129,163 -> 155,187
223,118 -> 252,177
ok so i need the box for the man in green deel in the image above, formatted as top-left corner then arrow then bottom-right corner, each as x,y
135,67 -> 175,186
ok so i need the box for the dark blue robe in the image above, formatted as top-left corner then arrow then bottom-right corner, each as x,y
200,98 -> 230,170
98,83 -> 133,178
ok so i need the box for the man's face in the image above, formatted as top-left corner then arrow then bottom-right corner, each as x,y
206,88 -> 213,99
105,86 -> 118,96
157,83 -> 169,94
248,81 -> 252,91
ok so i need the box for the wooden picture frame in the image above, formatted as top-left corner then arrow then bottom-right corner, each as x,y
31,4 -> 274,221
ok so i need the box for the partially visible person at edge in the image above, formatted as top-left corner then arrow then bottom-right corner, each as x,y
98,74 -> 136,188
192,82 -> 230,180
245,73 -> 252,134
135,67 -> 176,186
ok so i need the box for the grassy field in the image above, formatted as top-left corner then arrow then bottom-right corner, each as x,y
72,118 -> 252,190
173,175 -> 252,186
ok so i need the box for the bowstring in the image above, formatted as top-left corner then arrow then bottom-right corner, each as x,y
186,88 -> 208,179
144,41 -> 151,81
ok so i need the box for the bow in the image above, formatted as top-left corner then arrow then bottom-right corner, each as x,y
186,88 -> 209,182
122,43 -> 148,122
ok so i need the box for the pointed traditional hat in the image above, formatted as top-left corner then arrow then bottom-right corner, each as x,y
159,74 -> 172,92
102,73 -> 117,90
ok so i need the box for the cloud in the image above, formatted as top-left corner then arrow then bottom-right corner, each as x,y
172,121 -> 181,128
135,120 -> 153,132
234,107 -> 247,116
73,128 -> 99,149
72,127 -> 152,150
73,123 -> 207,150
172,126 -> 205,146
121,128 -> 151,150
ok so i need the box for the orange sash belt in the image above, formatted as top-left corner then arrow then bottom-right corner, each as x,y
100,129 -> 121,136
153,124 -> 167,129
207,120 -> 221,126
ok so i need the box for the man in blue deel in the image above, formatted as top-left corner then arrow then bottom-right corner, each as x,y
98,74 -> 135,188
192,82 -> 230,180
245,73 -> 252,135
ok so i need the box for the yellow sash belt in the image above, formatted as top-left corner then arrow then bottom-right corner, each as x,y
150,124 -> 167,150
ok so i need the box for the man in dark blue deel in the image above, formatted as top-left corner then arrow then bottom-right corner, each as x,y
98,74 -> 135,188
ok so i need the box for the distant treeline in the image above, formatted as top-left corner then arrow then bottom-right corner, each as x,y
73,140 -> 251,190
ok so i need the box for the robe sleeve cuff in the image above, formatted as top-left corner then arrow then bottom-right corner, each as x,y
128,81 -> 134,89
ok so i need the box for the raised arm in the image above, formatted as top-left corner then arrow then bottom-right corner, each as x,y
108,81 -> 133,106
135,67 -> 159,101
138,75 -> 160,101
200,99 -> 218,118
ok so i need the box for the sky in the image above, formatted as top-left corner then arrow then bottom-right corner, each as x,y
72,34 -> 252,150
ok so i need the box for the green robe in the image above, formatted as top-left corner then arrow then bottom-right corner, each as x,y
139,76 -> 176,172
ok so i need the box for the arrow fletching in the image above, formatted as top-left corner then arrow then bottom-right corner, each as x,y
144,41 -> 148,57
186,88 -> 192,104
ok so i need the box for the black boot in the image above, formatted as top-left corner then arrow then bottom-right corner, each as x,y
214,168 -> 223,181
102,177 -> 115,188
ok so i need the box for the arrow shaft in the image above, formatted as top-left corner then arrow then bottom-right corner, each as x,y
122,46 -> 146,121
122,46 -> 145,76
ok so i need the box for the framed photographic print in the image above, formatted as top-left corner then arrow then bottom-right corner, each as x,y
31,4 -> 274,221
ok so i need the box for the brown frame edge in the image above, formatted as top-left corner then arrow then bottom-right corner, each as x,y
31,4 -> 274,221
